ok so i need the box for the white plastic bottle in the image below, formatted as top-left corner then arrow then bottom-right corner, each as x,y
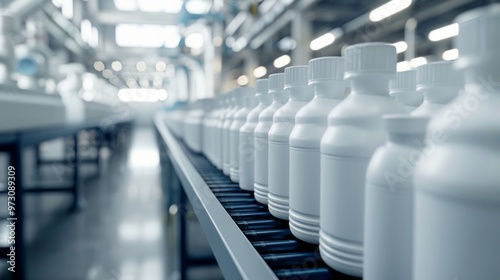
202,97 -> 218,162
411,61 -> 462,116
254,73 -> 288,204
239,79 -> 271,191
216,91 -> 234,170
390,70 -> 422,112
184,99 -> 211,153
268,66 -> 313,220
230,87 -> 256,183
414,5 -> 500,279
289,57 -> 346,243
364,115 -> 428,280
212,95 -> 228,168
223,89 -> 243,175
319,43 -> 407,277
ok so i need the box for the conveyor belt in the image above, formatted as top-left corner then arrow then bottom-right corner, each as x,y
179,142 -> 361,280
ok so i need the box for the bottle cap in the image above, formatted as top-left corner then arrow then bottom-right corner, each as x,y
269,73 -> 285,92
256,79 -> 269,96
344,42 -> 397,79
454,4 -> 500,70
416,61 -> 461,89
309,56 -> 345,83
390,70 -> 416,92
284,66 -> 308,88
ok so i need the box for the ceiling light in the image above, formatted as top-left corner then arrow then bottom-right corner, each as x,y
102,69 -> 113,79
273,55 -> 291,69
428,23 -> 459,42
410,57 -> 427,68
185,33 -> 204,49
136,61 -> 147,71
442,48 -> 459,61
237,75 -> 249,86
397,61 -> 411,72
61,0 -> 74,19
156,61 -> 167,72
185,0 -> 212,15
369,0 -> 412,22
158,89 -> 168,101
253,66 -> 267,78
80,19 -> 92,43
392,41 -> 408,54
310,32 -> 336,51
278,37 -> 296,52
111,61 -> 122,71
89,27 -> 99,48
93,61 -> 105,71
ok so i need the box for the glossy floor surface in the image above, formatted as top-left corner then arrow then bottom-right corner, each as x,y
0,125 -> 222,280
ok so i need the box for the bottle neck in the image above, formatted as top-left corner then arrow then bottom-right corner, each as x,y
388,132 -> 426,144
314,80 -> 346,99
271,90 -> 289,104
421,86 -> 460,104
287,84 -> 313,101
257,93 -> 272,106
349,74 -> 391,96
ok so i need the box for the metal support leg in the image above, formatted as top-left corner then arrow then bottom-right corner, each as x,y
179,188 -> 188,280
71,133 -> 84,211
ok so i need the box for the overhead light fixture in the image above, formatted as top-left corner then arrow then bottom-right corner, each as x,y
111,61 -> 122,71
80,19 -> 92,43
102,69 -> 113,79
410,56 -> 427,68
396,61 -> 411,72
278,37 -> 296,52
213,36 -> 223,47
310,33 -> 336,51
237,75 -> 249,86
273,55 -> 291,69
428,23 -> 459,42
185,33 -> 204,49
61,0 -> 74,19
442,48 -> 459,61
89,27 -> 99,48
369,0 -> 412,22
232,37 -> 248,52
253,66 -> 267,78
156,61 -> 167,72
185,0 -> 212,15
136,61 -> 147,71
392,41 -> 408,54
93,61 -> 105,71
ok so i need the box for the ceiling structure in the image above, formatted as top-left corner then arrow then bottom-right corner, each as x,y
2,0 -> 499,95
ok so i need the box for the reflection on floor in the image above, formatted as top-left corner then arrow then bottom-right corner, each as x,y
0,125 -> 223,280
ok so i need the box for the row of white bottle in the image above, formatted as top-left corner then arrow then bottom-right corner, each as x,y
164,4 -> 500,279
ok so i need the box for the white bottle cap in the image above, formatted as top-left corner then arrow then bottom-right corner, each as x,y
416,61 -> 460,89
256,79 -> 269,96
344,42 -> 397,79
284,66 -> 308,88
390,70 -> 416,92
309,57 -> 345,83
454,4 -> 500,70
269,73 -> 285,92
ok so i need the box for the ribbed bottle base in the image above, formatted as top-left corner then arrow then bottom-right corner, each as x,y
289,209 -> 319,244
254,183 -> 268,204
268,193 -> 289,220
319,230 -> 363,277
229,168 -> 239,183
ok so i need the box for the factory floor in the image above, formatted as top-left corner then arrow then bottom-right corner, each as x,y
0,125 -> 223,280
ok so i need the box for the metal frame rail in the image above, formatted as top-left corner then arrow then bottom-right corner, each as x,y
155,113 -> 361,280
0,118 -> 134,280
